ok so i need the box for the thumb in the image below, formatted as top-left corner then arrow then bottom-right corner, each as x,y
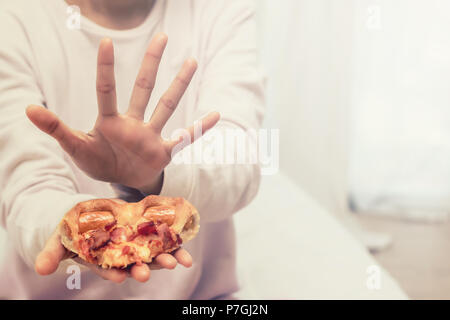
35,231 -> 67,276
26,105 -> 81,157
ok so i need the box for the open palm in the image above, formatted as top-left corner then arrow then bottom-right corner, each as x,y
26,33 -> 219,193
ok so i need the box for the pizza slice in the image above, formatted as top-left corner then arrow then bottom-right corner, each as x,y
59,195 -> 199,269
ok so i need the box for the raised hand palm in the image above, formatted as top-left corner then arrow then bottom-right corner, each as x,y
27,34 -> 219,192
72,114 -> 170,191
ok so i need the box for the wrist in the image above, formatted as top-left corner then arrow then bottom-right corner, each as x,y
136,171 -> 164,196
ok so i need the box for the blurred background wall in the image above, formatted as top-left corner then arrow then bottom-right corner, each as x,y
256,0 -> 355,222
255,0 -> 450,298
348,0 -> 450,222
257,0 -> 450,223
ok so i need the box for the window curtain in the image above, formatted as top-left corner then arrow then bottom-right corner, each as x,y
348,0 -> 450,222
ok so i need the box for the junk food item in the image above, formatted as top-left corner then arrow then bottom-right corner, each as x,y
59,195 -> 199,268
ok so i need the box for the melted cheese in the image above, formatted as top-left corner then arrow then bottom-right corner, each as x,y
115,204 -> 141,227
98,242 -> 152,269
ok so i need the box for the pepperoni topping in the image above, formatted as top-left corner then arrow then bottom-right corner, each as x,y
156,223 -> 177,250
137,221 -> 158,236
127,233 -> 138,242
110,227 -> 127,244
151,239 -> 162,248
79,239 -> 91,258
88,229 -> 110,250
79,230 -> 109,262
105,221 -> 116,231
122,246 -> 130,255
121,245 -> 136,257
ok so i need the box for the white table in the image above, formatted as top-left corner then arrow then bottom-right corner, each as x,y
234,172 -> 407,299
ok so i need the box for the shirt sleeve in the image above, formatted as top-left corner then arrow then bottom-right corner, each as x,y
0,9 -> 95,268
158,0 -> 266,223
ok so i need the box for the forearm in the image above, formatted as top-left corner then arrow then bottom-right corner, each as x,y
159,122 -> 261,223
5,190 -> 95,268
0,118 -> 95,268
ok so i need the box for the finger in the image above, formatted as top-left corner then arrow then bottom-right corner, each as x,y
35,231 -> 67,275
26,105 -> 83,157
147,58 -> 197,133
130,263 -> 151,282
149,263 -> 164,271
154,253 -> 177,269
96,38 -> 118,117
127,33 -> 168,120
173,248 -> 193,268
73,258 -> 127,284
165,111 -> 220,153
90,267 -> 127,284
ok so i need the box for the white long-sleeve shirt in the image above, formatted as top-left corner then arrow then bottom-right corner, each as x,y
0,0 -> 264,299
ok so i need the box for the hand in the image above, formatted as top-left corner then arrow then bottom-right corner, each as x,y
35,200 -> 193,283
26,34 -> 220,194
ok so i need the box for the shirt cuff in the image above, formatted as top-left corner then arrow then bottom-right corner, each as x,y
111,158 -> 194,200
159,161 -> 194,199
110,183 -> 146,202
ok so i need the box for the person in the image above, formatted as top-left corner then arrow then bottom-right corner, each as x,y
0,0 -> 264,299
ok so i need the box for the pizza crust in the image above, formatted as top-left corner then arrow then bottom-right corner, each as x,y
59,195 -> 200,269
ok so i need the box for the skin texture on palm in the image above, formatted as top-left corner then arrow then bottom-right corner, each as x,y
28,34 -> 220,282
